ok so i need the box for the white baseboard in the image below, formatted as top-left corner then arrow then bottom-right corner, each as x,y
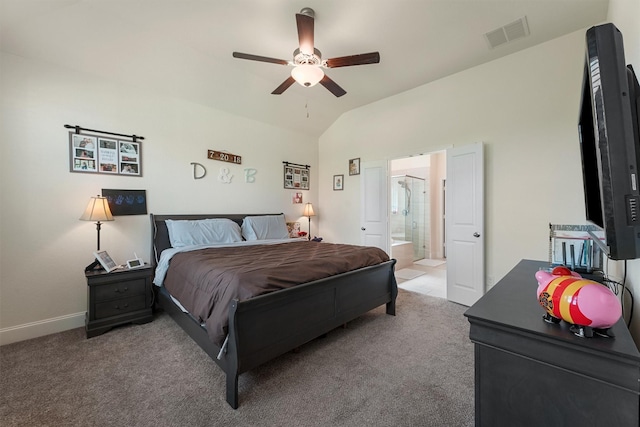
0,312 -> 86,346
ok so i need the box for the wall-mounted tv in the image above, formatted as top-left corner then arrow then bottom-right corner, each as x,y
578,23 -> 640,260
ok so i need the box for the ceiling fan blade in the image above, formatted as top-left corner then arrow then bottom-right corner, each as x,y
319,75 -> 346,97
233,52 -> 289,66
296,12 -> 314,55
325,52 -> 380,68
271,76 -> 296,95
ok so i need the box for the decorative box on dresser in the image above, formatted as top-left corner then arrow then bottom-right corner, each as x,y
85,265 -> 154,338
464,259 -> 640,427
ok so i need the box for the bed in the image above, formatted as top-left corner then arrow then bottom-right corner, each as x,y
150,213 -> 398,409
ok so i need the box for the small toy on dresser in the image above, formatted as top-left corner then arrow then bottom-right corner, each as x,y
534,266 -> 622,338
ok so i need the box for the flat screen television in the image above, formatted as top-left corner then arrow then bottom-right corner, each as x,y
578,23 -> 640,261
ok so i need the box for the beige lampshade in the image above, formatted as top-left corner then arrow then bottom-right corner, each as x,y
79,196 -> 114,222
303,203 -> 315,217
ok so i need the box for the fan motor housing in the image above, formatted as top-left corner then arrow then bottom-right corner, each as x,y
293,48 -> 322,66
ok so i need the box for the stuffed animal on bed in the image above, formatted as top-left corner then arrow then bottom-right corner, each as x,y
534,266 -> 622,338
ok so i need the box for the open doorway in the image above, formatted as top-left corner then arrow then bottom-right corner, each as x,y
390,152 -> 447,298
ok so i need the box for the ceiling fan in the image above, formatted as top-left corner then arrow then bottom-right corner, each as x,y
232,7 -> 380,97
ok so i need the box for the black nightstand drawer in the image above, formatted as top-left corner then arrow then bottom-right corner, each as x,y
86,265 -> 154,338
95,295 -> 147,319
93,279 -> 146,302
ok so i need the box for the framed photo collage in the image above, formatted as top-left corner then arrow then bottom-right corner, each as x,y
69,132 -> 142,176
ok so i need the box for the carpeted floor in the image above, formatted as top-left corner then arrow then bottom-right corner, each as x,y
0,289 -> 474,427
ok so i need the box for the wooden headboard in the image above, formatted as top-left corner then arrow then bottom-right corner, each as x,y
149,213 -> 282,266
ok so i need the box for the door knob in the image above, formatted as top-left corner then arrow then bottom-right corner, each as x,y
361,227 -> 366,231
473,232 -> 480,238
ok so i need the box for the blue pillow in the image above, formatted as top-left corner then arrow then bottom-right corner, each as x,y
241,214 -> 289,241
166,218 -> 242,247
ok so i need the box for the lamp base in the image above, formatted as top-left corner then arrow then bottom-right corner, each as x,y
85,259 -> 104,273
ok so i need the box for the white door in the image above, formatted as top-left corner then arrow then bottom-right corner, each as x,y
446,142 -> 485,306
360,160 -> 389,254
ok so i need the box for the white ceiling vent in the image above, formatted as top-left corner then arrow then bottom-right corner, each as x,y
484,16 -> 530,49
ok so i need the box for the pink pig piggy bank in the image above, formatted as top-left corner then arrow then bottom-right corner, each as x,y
534,269 -> 622,338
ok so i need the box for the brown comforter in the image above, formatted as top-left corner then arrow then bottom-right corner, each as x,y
163,241 -> 389,345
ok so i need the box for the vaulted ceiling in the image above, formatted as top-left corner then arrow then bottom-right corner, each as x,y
0,0 -> 609,137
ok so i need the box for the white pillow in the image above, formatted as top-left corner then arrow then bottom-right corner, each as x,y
241,214 -> 289,241
165,218 -> 242,247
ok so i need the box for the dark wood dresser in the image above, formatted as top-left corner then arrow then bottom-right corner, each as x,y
85,265 -> 154,338
464,259 -> 640,426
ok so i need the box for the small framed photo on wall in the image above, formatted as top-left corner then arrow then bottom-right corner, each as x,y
333,174 -> 344,191
349,158 -> 360,176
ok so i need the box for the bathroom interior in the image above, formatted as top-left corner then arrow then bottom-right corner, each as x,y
390,153 -> 447,296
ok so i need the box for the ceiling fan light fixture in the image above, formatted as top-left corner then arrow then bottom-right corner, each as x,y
291,64 -> 324,87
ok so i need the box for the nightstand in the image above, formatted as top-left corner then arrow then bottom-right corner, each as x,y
85,265 -> 154,338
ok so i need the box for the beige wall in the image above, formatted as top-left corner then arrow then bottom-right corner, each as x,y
0,52 -> 318,344
319,9 -> 639,346
1,1 -> 638,347
320,28 -> 587,280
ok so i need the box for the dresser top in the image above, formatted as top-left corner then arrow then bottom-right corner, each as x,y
464,259 -> 640,360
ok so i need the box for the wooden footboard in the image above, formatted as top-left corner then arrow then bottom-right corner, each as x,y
156,259 -> 397,409
225,259 -> 397,408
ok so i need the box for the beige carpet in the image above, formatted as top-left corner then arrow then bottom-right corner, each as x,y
0,289 -> 474,427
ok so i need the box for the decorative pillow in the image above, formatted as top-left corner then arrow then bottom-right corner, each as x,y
241,214 -> 290,241
166,218 -> 242,247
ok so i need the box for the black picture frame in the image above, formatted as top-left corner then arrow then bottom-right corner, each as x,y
69,132 -> 142,176
102,189 -> 147,216
349,158 -> 360,175
283,165 -> 310,190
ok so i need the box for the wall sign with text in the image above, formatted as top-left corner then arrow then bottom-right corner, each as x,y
208,150 -> 242,165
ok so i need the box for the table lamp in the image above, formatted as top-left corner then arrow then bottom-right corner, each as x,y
303,203 -> 315,241
80,195 -> 114,271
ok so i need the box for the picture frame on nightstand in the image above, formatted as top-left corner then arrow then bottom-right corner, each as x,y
93,250 -> 118,272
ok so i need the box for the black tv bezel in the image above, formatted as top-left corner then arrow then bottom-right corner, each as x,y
578,23 -> 640,261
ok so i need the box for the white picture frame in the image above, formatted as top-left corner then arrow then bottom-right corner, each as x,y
93,250 -> 118,272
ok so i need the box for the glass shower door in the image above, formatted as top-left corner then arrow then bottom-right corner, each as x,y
392,175 -> 426,261
409,177 -> 425,261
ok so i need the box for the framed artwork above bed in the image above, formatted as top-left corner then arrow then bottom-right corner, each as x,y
69,132 -> 142,176
283,162 -> 310,190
